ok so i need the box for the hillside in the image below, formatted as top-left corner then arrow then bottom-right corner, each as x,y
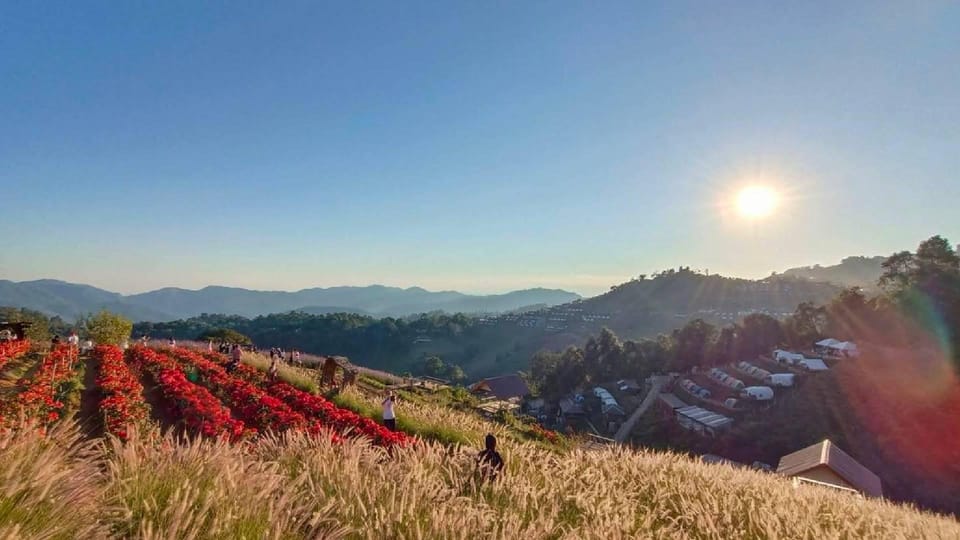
0,342 -> 957,538
0,280 -> 580,322
132,270 -> 843,379
781,256 -> 886,290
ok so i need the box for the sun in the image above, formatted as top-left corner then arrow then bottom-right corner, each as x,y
736,185 -> 778,219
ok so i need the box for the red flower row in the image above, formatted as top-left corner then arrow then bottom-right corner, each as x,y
0,339 -> 30,371
129,346 -> 246,439
175,347 -> 408,447
163,348 -> 323,436
3,344 -> 74,426
94,345 -> 149,440
267,381 -> 411,448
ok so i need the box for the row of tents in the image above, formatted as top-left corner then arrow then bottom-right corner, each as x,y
708,368 -> 746,390
737,360 -> 795,387
773,349 -> 829,372
679,379 -> 712,400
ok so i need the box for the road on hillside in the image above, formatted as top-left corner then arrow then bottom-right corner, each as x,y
614,375 -> 669,443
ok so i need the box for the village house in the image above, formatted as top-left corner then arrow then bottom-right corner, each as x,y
777,439 -> 883,497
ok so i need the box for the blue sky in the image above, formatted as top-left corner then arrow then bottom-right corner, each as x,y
1,1 -> 958,296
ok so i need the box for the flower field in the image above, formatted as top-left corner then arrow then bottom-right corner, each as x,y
0,340 -> 957,538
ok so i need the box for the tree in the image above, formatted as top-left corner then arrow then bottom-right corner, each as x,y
423,356 -> 446,377
738,313 -> 784,358
784,302 -> 827,348
197,328 -> 252,345
85,310 -> 133,345
445,364 -> 466,383
670,319 -> 717,371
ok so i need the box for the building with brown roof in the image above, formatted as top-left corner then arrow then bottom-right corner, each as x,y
469,374 -> 530,401
776,439 -> 882,497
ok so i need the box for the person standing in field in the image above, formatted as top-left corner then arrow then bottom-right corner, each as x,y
268,356 -> 279,381
228,343 -> 242,372
382,392 -> 398,431
476,433 -> 505,483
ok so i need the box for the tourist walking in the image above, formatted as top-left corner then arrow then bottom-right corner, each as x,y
382,392 -> 398,431
225,343 -> 242,373
476,434 -> 505,483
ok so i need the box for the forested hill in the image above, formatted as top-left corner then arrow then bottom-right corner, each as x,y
781,256 -> 886,290
130,270 -> 842,380
570,269 -> 841,339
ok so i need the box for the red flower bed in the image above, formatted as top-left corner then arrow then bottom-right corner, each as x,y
130,346 -> 246,439
170,347 -> 408,447
267,381 -> 411,447
0,339 -> 30,371
4,344 -> 74,426
94,345 -> 149,439
164,348 -> 319,436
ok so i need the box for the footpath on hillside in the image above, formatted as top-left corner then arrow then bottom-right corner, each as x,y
614,375 -> 669,443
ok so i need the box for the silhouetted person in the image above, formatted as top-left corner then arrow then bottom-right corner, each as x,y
477,434 -> 504,483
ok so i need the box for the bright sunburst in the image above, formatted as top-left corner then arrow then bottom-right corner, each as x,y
736,185 -> 778,219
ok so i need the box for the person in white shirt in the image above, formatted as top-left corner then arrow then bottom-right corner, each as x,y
67,332 -> 79,347
381,392 -> 398,431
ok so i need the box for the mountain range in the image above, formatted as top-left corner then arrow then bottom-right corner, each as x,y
0,280 -> 581,322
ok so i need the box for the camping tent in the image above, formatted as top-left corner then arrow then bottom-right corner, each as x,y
774,350 -> 805,364
799,358 -> 829,371
741,386 -> 775,401
766,373 -> 795,387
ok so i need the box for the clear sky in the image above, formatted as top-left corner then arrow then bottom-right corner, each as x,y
1,1 -> 958,296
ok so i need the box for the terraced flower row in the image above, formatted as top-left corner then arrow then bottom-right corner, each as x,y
3,345 -> 75,426
94,345 -> 149,439
0,339 -> 30,371
129,346 -> 247,439
162,348 -> 325,437
170,348 -> 411,447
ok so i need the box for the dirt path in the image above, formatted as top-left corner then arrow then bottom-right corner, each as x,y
74,355 -> 104,438
0,352 -> 42,399
614,376 -> 669,443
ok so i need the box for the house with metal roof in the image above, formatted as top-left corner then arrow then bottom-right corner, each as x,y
674,405 -> 733,437
776,439 -> 882,497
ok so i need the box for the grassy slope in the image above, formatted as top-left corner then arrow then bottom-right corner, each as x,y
1,413 -> 958,539
2,347 -> 957,538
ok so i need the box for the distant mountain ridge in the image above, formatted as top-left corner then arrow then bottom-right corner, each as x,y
0,279 -> 581,322
781,256 -> 885,290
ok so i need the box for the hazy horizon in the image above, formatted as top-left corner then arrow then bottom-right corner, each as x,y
2,2 -> 957,297
4,248 -> 881,298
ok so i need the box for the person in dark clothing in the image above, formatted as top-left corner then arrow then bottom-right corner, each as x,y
476,433 -> 505,483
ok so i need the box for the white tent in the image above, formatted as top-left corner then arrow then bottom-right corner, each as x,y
835,341 -> 859,356
799,358 -> 829,371
741,386 -> 774,401
774,350 -> 804,364
816,338 -> 841,348
766,373 -> 795,387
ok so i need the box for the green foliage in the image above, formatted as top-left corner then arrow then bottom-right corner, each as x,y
0,307 -> 70,342
670,319 -> 716,371
423,356 -> 445,377
85,310 -> 133,345
197,327 -> 252,345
